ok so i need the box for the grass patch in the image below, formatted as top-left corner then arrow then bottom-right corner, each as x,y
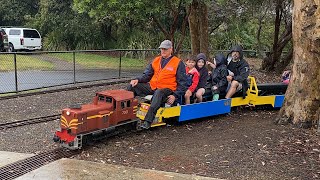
0,54 -> 54,71
51,53 -> 147,69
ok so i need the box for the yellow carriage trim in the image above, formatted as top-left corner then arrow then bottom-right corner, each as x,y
231,76 -> 276,107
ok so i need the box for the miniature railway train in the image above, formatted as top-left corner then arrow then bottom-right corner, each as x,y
53,76 -> 288,149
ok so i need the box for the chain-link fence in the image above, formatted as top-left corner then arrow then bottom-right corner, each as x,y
0,49 -> 266,94
0,50 -> 192,94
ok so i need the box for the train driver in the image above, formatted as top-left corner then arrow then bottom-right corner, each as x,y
128,40 -> 188,129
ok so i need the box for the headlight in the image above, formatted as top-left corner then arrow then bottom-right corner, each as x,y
66,111 -> 70,116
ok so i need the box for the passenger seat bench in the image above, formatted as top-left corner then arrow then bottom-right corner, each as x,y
142,95 -> 182,107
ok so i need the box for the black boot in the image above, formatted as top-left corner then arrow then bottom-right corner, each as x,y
140,121 -> 152,129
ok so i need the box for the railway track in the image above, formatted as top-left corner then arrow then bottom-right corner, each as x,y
0,114 -> 61,130
0,148 -> 80,180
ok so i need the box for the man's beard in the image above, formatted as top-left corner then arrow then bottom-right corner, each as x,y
232,56 -> 240,62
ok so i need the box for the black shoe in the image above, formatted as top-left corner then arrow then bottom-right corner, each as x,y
140,121 -> 152,129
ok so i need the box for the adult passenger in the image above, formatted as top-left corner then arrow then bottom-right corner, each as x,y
225,45 -> 250,98
128,40 -> 187,129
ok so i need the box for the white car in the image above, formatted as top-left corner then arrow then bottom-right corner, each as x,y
3,28 -> 42,52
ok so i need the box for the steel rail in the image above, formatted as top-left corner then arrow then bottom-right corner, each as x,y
0,114 -> 61,130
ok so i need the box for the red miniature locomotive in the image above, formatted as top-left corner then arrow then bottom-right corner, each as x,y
53,89 -> 139,149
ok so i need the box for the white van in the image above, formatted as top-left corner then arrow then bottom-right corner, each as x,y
3,28 -> 42,52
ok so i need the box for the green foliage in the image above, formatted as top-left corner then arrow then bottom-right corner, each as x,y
208,0 -> 278,51
73,0 -> 191,25
210,19 -> 273,50
0,0 -> 40,26
0,0 -> 291,54
28,0 -> 108,50
73,0 -> 191,50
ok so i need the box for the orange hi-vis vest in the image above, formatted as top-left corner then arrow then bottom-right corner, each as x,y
149,56 -> 180,91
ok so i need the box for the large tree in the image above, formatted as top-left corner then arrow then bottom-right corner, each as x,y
189,0 -> 209,55
276,0 -> 320,128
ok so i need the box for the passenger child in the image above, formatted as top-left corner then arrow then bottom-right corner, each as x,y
185,55 -> 200,104
281,70 -> 291,84
207,53 -> 228,100
195,53 -> 209,103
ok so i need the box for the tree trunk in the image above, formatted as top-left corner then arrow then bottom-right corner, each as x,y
199,2 -> 209,56
271,0 -> 282,66
257,16 -> 263,58
256,1 -> 270,59
189,0 -> 200,55
276,0 -> 320,128
261,20 -> 292,71
189,0 -> 209,56
261,0 -> 287,71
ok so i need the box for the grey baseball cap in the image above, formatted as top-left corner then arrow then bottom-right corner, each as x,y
158,40 -> 172,49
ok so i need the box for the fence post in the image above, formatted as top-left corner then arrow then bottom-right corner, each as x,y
73,51 -> 76,84
119,51 -> 122,78
14,53 -> 18,92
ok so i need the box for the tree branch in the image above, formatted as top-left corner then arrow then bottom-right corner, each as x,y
170,0 -> 182,36
151,16 -> 170,39
209,23 -> 222,34
175,5 -> 191,54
